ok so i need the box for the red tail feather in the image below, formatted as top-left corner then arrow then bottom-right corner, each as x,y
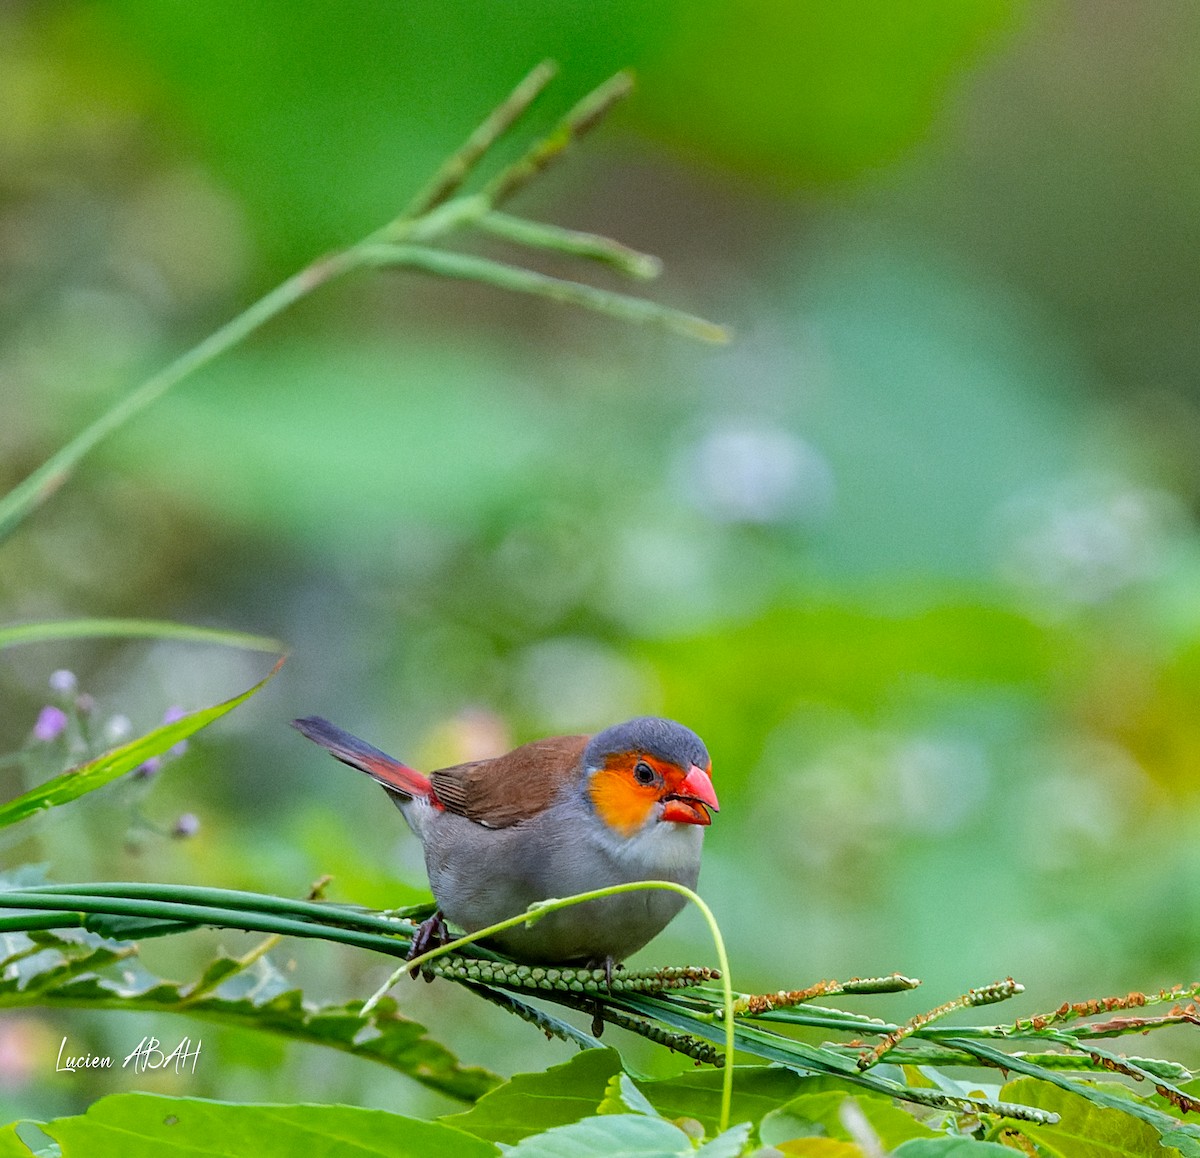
292,716 -> 440,806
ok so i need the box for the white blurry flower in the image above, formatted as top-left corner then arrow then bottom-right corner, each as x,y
891,736 -> 990,833
757,718 -> 991,870
103,715 -> 132,744
994,476 -> 1185,611
674,423 -> 834,527
48,669 -> 77,696
1019,737 -> 1155,870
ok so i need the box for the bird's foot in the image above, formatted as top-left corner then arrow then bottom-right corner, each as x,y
583,955 -> 620,989
407,911 -> 450,982
584,956 -> 620,1038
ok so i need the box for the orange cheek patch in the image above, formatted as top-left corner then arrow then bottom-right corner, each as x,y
588,767 -> 658,836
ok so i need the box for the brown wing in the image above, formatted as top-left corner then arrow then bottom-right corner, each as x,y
430,734 -> 589,828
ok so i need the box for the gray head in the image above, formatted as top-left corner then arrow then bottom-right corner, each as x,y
583,716 -> 710,775
582,716 -> 718,831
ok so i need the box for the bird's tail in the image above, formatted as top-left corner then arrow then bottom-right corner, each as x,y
292,716 -> 434,802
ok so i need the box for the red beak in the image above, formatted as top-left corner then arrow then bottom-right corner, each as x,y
661,764 -> 720,826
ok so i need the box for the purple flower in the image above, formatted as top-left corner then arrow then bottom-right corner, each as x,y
32,706 -> 68,742
133,756 -> 162,779
163,706 -> 189,758
172,812 -> 200,838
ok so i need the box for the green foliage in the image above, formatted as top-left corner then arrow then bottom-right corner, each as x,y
5,10 -> 1200,1157
14,1093 -> 499,1158
501,1112 -> 707,1157
950,1039 -> 1200,1150
629,1066 -> 814,1140
440,1059 -> 1200,1155
0,1126 -> 45,1158
894,1142 -> 1016,1158
766,1076 -> 938,1148
998,1077 -> 1196,1158
446,1049 -> 623,1145
0,658 -> 282,829
0,929 -> 496,1102
6,878 -> 1200,1153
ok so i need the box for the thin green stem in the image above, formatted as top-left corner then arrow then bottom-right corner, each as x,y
484,70 -> 634,207
399,60 -> 558,220
364,879 -> 735,1132
181,934 -> 282,1004
0,65 -> 727,542
1037,1027 -> 1199,1111
359,244 -> 730,342
946,1035 -> 1188,1134
0,619 -> 283,652
0,249 -> 358,544
0,911 -> 86,933
0,891 -> 412,957
858,977 -> 1022,1070
476,212 -> 662,279
14,881 -> 419,938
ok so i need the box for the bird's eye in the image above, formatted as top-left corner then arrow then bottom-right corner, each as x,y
634,760 -> 656,785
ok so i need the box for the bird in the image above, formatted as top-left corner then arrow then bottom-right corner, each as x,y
291,714 -> 719,966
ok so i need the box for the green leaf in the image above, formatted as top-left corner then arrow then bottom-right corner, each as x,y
0,657 -> 284,830
505,1113 -> 693,1158
81,915 -> 197,940
772,1077 -> 937,1149
600,1074 -> 662,1118
1162,1133 -> 1200,1158
0,618 -> 282,652
33,1092 -> 498,1157
894,1141 -> 1017,1158
774,1140 -> 864,1158
760,1106 -> 827,1147
696,1122 -> 753,1158
998,1076 -> 1181,1158
443,1048 -> 623,1145
954,1040 -> 1200,1150
0,931 -> 496,1102
0,1122 -> 54,1157
635,1065 -> 812,1140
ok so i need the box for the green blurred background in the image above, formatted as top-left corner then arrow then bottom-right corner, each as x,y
4,0 -> 1200,1124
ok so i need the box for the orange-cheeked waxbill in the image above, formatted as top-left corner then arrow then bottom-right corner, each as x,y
292,715 -> 719,965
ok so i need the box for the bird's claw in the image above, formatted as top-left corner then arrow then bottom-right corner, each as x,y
584,954 -> 618,989
586,955 -> 619,1038
407,911 -> 450,982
